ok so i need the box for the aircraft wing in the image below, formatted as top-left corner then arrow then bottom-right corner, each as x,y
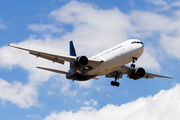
143,72 -> 173,79
37,66 -> 69,75
106,65 -> 173,79
8,44 -> 103,68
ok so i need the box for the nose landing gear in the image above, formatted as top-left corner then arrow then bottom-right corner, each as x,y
131,57 -> 137,69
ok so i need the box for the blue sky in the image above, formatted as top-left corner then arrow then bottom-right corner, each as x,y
0,0 -> 180,120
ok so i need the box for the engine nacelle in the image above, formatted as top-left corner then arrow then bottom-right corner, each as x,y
129,67 -> 146,80
70,55 -> 88,69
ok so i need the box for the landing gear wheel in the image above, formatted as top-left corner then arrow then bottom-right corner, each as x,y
111,81 -> 114,86
110,72 -> 121,87
111,81 -> 120,87
116,82 -> 120,87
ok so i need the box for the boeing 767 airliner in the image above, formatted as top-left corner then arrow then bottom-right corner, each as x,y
8,39 -> 172,87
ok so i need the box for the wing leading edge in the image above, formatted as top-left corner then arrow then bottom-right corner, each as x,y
8,44 -> 76,64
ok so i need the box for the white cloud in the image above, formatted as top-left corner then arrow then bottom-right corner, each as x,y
146,0 -> 167,6
129,10 -> 180,59
80,106 -> 94,111
146,0 -> 180,11
45,75 -> 78,97
28,23 -> 62,33
159,34 -> 180,58
58,77 -> 77,96
129,0 -> 135,7
47,91 -> 54,95
76,80 -> 94,88
0,78 -> 38,108
84,100 -> 90,106
0,23 -> 7,29
171,1 -> 180,7
0,18 -> 7,29
136,45 -> 160,71
129,11 -> 170,37
82,91 -> 89,96
84,99 -> 98,106
50,1 -> 131,55
26,115 -> 43,120
45,84 -> 180,120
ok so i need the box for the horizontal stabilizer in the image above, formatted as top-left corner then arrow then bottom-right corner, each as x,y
37,66 -> 69,75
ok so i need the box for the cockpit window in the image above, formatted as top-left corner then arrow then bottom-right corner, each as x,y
131,41 -> 143,44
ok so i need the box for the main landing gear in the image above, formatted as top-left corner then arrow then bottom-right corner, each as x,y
111,79 -> 120,87
110,57 -> 138,87
110,72 -> 121,87
131,57 -> 137,69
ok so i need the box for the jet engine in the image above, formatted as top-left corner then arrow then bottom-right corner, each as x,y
129,67 -> 146,80
70,56 -> 88,69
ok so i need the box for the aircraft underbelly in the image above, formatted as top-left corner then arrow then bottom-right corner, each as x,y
88,53 -> 132,75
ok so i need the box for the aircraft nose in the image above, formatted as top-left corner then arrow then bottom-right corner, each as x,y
131,42 -> 144,56
141,42 -> 144,47
132,42 -> 144,50
140,43 -> 144,52
138,43 -> 144,51
138,43 -> 144,55
140,43 -> 144,49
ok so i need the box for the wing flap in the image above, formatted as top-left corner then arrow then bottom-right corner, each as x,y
37,66 -> 69,75
30,51 -> 65,64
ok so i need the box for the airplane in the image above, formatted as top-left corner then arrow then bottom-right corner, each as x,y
8,39 -> 172,87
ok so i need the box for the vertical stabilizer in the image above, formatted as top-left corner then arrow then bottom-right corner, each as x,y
70,41 -> 77,56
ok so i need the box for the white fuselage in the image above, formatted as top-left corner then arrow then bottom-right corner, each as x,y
87,39 -> 144,75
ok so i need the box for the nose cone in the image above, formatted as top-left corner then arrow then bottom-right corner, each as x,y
131,42 -> 144,57
138,44 -> 144,56
132,42 -> 144,49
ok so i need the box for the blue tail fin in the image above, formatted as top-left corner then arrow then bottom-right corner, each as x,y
70,41 -> 77,56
